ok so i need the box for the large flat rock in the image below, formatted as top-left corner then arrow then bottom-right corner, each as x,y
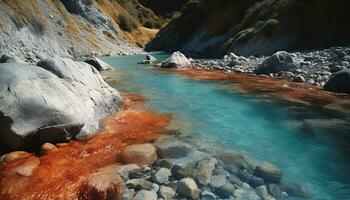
0,57 -> 123,149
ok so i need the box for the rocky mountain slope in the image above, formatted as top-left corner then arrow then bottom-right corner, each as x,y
0,0 -> 162,63
146,0 -> 350,57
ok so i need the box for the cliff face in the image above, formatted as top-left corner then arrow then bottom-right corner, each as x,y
0,0 -> 161,62
146,0 -> 350,57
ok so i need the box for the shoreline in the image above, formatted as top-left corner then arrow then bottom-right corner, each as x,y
0,90 -> 309,200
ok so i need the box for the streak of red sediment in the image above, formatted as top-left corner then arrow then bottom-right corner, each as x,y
0,93 -> 172,200
170,68 -> 350,107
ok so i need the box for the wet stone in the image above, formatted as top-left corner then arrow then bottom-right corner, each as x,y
159,185 -> 176,199
237,169 -> 252,183
201,191 -> 217,200
152,167 -> 171,184
214,182 -> 235,198
134,190 -> 157,200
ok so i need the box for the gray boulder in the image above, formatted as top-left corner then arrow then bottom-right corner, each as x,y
84,56 -> 113,71
254,162 -> 282,183
161,51 -> 192,68
138,55 -> 157,64
155,139 -> 193,159
134,190 -> 157,200
215,182 -> 235,198
255,51 -> 299,74
159,185 -> 176,199
0,57 -> 123,149
192,158 -> 217,185
324,69 -> 350,93
177,178 -> 200,199
152,168 -> 171,184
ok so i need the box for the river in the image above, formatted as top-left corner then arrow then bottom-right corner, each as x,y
102,54 -> 350,200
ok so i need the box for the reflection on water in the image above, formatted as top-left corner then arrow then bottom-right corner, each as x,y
102,54 -> 350,200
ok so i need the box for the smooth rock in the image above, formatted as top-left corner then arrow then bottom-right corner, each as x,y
0,58 -> 123,149
177,178 -> 200,199
216,150 -> 248,170
134,190 -> 157,200
161,51 -> 192,68
193,158 -> 217,185
324,69 -> 350,93
210,175 -> 227,188
215,182 -> 235,198
77,165 -> 125,200
152,167 -> 171,184
255,51 -> 299,74
121,188 -> 135,200
13,157 -> 40,177
84,56 -> 113,71
0,151 -> 30,164
293,75 -> 305,83
254,162 -> 282,183
249,176 -> 265,188
159,185 -> 176,199
120,143 -> 157,166
155,139 -> 193,159
40,143 -> 58,155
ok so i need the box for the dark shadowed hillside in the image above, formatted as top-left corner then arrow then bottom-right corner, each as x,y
146,0 -> 350,57
138,0 -> 189,18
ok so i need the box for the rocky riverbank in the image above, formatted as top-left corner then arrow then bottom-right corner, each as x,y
153,47 -> 350,95
116,134 -> 310,200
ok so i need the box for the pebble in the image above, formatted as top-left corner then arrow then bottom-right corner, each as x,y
159,185 -> 176,199
152,168 -> 171,184
177,178 -> 200,199
134,190 -> 157,200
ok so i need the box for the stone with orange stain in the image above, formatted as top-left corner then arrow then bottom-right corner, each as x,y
13,157 -> 40,177
0,151 -> 30,164
120,143 -> 157,166
0,93 -> 172,199
77,164 -> 125,200
41,143 -> 58,155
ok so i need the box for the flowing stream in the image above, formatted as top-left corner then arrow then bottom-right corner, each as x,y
102,54 -> 350,200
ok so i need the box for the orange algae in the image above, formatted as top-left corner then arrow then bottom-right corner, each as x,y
0,94 -> 172,200
169,68 -> 350,108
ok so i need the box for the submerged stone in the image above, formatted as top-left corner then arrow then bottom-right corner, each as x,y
254,162 -> 282,183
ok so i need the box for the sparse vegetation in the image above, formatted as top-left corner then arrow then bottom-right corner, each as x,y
29,15 -> 46,34
118,13 -> 137,32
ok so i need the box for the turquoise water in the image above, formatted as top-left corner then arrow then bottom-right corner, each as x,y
102,54 -> 350,200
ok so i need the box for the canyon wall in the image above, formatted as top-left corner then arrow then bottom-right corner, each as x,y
146,0 -> 350,57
